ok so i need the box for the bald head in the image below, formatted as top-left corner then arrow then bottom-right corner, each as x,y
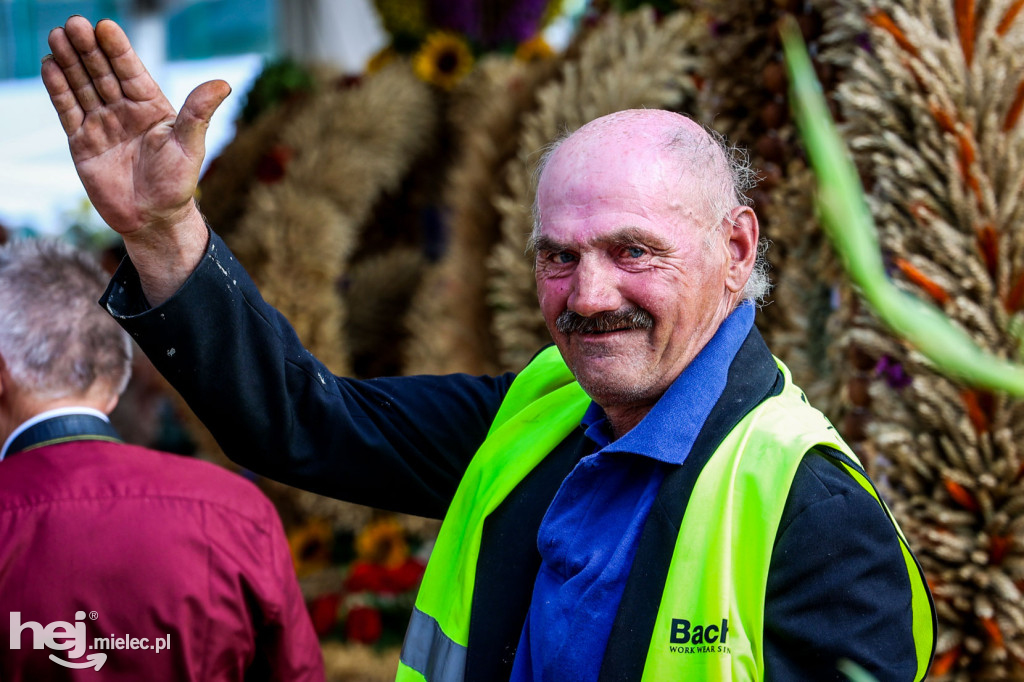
536,110 -> 752,228
552,109 -> 708,154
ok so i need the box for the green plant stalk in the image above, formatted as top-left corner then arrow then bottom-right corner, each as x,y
838,658 -> 880,682
780,16 -> 1024,396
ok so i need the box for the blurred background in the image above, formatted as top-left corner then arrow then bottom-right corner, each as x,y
5,1 -> 1024,679
1,0 -> 417,237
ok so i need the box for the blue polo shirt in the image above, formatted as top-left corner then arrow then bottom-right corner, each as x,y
509,302 -> 755,681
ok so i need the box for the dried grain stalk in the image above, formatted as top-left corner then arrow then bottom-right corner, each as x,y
196,101 -> 298,240
759,163 -> 845,413
346,247 -> 427,378
488,7 -> 702,371
827,0 -> 1024,676
321,641 -> 400,682
686,0 -> 850,418
226,62 -> 439,378
404,56 -> 559,375
174,65 -> 442,544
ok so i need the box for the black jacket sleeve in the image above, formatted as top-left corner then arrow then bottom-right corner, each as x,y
100,229 -> 516,518
764,449 -> 920,681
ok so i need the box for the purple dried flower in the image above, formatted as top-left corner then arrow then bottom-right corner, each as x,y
855,32 -> 874,53
491,0 -> 552,46
429,0 -> 481,40
430,0 -> 553,49
874,355 -> 912,390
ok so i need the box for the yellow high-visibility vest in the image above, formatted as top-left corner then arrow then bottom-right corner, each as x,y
398,346 -> 935,681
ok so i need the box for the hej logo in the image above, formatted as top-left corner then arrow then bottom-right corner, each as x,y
9,611 -> 106,671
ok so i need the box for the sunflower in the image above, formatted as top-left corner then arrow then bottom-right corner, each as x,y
412,31 -> 475,90
515,34 -> 556,62
372,0 -> 429,41
540,0 -> 566,28
287,518 -> 334,577
354,516 -> 409,568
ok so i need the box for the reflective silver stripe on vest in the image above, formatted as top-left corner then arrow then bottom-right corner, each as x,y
400,607 -> 467,682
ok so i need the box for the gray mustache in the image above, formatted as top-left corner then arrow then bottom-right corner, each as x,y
555,307 -> 655,334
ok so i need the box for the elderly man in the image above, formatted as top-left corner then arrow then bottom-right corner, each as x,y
42,16 -> 934,681
0,239 -> 324,681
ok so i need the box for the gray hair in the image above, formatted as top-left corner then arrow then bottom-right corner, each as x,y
531,118 -> 771,304
0,239 -> 132,401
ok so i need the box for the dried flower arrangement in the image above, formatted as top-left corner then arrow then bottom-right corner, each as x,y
373,0 -> 563,91
487,6 -> 704,371
152,0 -> 1024,678
288,515 -> 432,677
185,5 -> 569,678
404,55 -> 561,376
821,0 -> 1024,677
186,60 -> 447,633
184,62 -> 440,471
682,0 -> 848,413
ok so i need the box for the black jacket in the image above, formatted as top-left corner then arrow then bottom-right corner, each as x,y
102,229 -> 931,680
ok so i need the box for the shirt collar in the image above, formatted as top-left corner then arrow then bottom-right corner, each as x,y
581,302 -> 755,464
0,407 -> 112,462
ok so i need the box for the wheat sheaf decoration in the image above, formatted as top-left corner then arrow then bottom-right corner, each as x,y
682,0 -> 847,413
806,0 -> 1024,677
403,55 -> 561,376
487,6 -> 704,371
185,63 -> 442,542
230,63 -> 439,378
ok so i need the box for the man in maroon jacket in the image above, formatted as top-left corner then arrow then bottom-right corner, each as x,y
0,238 -> 324,681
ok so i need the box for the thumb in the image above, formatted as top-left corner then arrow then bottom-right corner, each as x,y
175,79 -> 232,160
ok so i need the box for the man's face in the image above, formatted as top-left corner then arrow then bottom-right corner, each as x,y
534,116 -> 742,422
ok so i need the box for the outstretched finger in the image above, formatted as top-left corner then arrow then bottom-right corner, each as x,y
47,24 -> 102,113
176,80 -> 232,161
95,18 -> 164,105
64,14 -> 124,104
41,54 -> 84,135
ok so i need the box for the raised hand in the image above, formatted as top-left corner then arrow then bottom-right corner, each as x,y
41,15 -> 232,304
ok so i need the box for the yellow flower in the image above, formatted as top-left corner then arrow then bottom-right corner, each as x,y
412,32 -> 475,90
515,35 -> 556,62
287,518 -> 334,578
366,46 -> 399,75
540,0 -> 566,28
372,0 -> 429,40
355,516 -> 409,569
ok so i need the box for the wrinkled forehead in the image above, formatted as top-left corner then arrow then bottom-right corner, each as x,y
537,110 -> 727,211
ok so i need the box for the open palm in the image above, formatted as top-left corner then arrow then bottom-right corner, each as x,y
41,16 -> 230,236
